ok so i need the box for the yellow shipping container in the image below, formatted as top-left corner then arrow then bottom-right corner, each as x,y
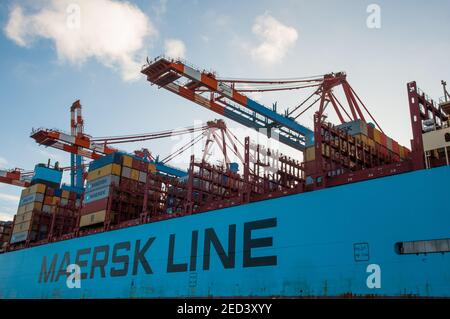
21,183 -> 46,197
122,155 -> 133,168
24,211 -> 33,222
148,163 -> 156,173
17,201 -> 42,215
366,138 -> 376,148
373,129 -> 382,144
354,134 -> 368,145
17,205 -> 26,215
13,220 -> 31,234
130,169 -> 140,181
79,210 -> 106,227
305,147 -> 315,162
15,211 -> 33,223
87,163 -> 121,181
52,197 -> 60,205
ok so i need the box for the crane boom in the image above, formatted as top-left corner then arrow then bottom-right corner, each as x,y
141,57 -> 314,151
30,129 -> 117,159
141,56 -> 385,152
0,169 -> 32,188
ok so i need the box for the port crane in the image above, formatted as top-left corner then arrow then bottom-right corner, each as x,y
0,168 -> 33,188
3,58 -> 405,190
141,56 -> 384,152
30,100 -> 249,187
0,164 -> 87,188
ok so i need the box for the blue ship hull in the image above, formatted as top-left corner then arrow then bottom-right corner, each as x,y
0,166 -> 449,298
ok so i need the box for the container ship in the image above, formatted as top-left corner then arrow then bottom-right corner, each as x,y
0,57 -> 449,298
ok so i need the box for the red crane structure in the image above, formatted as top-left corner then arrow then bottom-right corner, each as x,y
0,168 -> 33,188
141,56 -> 383,152
141,56 -> 412,189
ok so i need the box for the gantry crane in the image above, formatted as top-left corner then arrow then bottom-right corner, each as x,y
31,100 -> 247,186
141,56 -> 383,152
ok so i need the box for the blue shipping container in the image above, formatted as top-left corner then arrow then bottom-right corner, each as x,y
31,165 -> 62,186
86,175 -> 120,192
10,231 -> 28,244
61,184 -> 85,194
88,152 -> 124,172
84,186 -> 110,204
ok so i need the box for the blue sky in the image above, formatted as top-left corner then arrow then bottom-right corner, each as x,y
0,0 -> 449,220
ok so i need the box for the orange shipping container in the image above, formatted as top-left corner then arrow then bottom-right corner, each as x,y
373,129 -> 381,144
148,163 -> 156,173
44,196 -> 53,206
122,155 -> 133,168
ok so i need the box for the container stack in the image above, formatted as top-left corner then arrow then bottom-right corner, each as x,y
304,119 -> 411,162
0,221 -> 12,251
10,164 -> 80,246
79,152 -> 156,228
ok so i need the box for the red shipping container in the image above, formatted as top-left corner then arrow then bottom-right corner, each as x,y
139,161 -> 147,172
367,125 -> 374,140
392,140 -> 400,155
404,148 -> 411,158
132,159 -> 140,170
380,133 -> 387,147
81,197 -> 109,215
69,192 -> 77,200
44,196 -> 53,205
45,187 -> 55,196
120,177 -> 131,188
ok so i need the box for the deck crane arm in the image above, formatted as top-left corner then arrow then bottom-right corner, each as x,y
31,105 -> 242,178
0,168 -> 33,188
141,57 -> 384,151
141,57 -> 317,151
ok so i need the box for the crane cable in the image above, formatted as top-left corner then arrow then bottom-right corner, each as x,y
160,131 -> 207,164
91,125 -> 208,145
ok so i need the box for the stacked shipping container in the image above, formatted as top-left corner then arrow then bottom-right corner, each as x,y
10,183 -> 80,245
0,221 -> 12,251
303,119 -> 412,185
79,153 -> 156,228
9,165 -> 81,247
305,119 -> 411,162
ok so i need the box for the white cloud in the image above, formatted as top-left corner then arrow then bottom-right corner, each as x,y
4,0 -> 157,81
164,39 -> 186,59
0,193 -> 20,203
250,13 -> 298,65
0,212 -> 14,221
